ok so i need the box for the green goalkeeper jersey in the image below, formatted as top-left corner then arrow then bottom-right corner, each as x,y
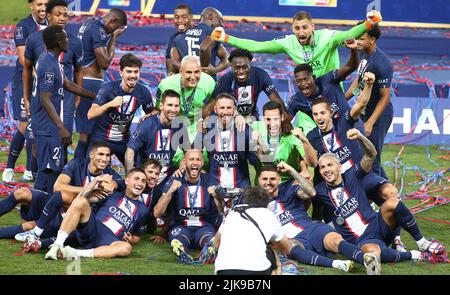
227,22 -> 368,77
252,121 -> 306,184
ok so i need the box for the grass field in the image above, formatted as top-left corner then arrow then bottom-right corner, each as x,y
0,142 -> 449,275
0,1 -> 30,25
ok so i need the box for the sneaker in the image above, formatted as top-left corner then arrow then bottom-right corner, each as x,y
171,239 -> 185,257
15,229 -> 39,243
334,260 -> 354,272
196,239 -> 216,264
21,170 -> 34,181
392,238 -> 407,253
45,244 -> 63,260
22,236 -> 42,253
417,250 -> 449,264
59,246 -> 79,260
418,238 -> 446,255
2,168 -> 15,182
364,253 -> 381,275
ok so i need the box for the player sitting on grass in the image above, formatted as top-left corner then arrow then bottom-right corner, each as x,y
45,168 -> 150,260
313,128 -> 447,274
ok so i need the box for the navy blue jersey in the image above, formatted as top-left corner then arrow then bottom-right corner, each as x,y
166,31 -> 181,59
287,70 -> 350,119
25,30 -> 81,81
61,157 -> 125,191
174,23 -> 219,66
30,52 -> 64,136
91,80 -> 153,144
357,48 -> 393,119
95,192 -> 150,239
307,110 -> 362,173
268,183 -> 314,239
139,186 -> 163,212
127,114 -> 190,185
14,15 -> 47,75
24,30 -> 45,67
314,166 -> 377,244
77,17 -> 111,68
163,173 -> 219,228
61,32 -> 83,81
194,121 -> 259,189
212,66 -> 277,117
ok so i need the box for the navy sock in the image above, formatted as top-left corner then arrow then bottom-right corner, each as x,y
393,201 -> 423,241
0,225 -> 23,239
74,140 -> 88,159
31,155 -> 38,178
36,192 -> 63,229
7,131 -> 25,168
25,139 -> 33,171
380,247 -> 412,263
0,193 -> 18,217
338,240 -> 364,264
288,245 -> 333,267
41,238 -> 56,250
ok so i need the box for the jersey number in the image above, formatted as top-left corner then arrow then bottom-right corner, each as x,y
53,147 -> 61,160
185,37 -> 200,57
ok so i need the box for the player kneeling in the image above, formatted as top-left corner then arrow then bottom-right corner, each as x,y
45,168 -> 149,260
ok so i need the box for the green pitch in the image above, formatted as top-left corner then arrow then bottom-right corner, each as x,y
0,141 -> 449,275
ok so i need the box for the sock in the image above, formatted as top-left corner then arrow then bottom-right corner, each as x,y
7,131 -> 25,168
74,140 -> 88,159
338,240 -> 364,264
410,250 -> 421,260
25,139 -> 33,171
30,156 -> 38,178
0,193 -> 18,217
380,247 -> 412,263
36,192 -> 63,230
288,245 -> 333,267
393,201 -> 423,241
0,225 -> 24,239
75,248 -> 94,258
55,230 -> 69,246
416,237 -> 428,248
41,238 -> 55,250
33,226 -> 43,237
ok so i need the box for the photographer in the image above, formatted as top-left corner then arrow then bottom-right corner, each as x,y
214,187 -> 289,275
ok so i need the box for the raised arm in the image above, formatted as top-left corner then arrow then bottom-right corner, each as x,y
94,26 -> 126,69
349,72 -> 375,120
124,147 -> 135,174
153,180 -> 182,218
277,161 -> 316,198
291,127 -> 318,167
336,40 -> 360,81
346,128 -> 377,173
211,27 -> 285,54
330,10 -> 383,48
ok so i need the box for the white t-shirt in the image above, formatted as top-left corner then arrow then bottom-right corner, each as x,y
214,207 -> 284,273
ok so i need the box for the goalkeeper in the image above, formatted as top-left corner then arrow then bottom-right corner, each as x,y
211,10 -> 382,77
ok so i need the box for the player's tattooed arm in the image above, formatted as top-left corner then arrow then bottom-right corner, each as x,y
291,127 -> 318,167
124,148 -> 135,174
350,72 -> 375,120
153,180 -> 182,218
277,161 -> 316,198
346,128 -> 376,173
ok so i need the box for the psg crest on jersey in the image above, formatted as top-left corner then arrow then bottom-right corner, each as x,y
45,72 -> 54,85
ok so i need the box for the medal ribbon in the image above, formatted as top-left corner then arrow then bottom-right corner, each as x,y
180,78 -> 197,116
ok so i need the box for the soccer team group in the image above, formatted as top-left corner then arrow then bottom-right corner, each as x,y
0,0 -> 447,275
